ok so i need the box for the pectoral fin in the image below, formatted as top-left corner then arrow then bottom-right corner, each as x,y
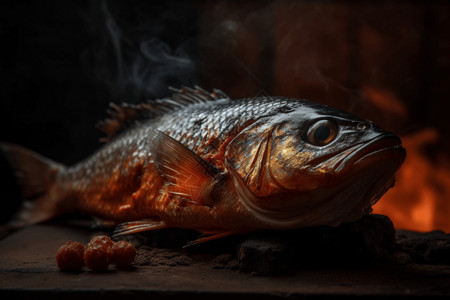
151,130 -> 220,206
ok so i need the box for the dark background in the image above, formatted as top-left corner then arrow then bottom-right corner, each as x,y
0,0 -> 201,164
0,0 -> 202,221
1,0 -> 449,228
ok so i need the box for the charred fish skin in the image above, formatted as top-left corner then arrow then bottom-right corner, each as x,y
0,87 -> 406,243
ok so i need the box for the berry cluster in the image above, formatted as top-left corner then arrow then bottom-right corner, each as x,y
56,235 -> 136,272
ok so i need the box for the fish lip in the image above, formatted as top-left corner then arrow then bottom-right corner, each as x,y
351,134 -> 406,168
333,134 -> 406,174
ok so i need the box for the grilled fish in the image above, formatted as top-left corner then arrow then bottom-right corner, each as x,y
1,87 -> 406,243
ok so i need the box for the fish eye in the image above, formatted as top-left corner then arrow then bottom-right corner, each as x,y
307,120 -> 338,146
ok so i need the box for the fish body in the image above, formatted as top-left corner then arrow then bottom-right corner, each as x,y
1,87 -> 406,242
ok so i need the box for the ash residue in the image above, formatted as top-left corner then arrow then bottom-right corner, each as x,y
134,245 -> 240,270
135,246 -> 193,267
211,254 -> 239,270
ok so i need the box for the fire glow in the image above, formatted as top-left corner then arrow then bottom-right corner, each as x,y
373,128 -> 450,232
360,86 -> 450,233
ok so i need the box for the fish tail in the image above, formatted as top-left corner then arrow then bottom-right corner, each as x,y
0,142 -> 66,227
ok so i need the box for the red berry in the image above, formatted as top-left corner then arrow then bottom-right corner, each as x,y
112,241 -> 136,268
84,242 -> 114,271
56,241 -> 85,272
88,235 -> 114,247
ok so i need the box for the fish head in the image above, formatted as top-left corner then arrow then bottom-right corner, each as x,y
225,99 -> 406,229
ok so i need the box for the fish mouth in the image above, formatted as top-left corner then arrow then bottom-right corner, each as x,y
319,134 -> 406,175
348,134 -> 406,208
347,134 -> 405,170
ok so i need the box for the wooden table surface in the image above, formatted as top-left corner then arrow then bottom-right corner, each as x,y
0,223 -> 449,299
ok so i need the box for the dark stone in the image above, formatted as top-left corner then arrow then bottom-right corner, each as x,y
286,214 -> 399,265
238,237 -> 293,275
236,214 -> 400,274
336,214 -> 399,262
397,229 -> 450,264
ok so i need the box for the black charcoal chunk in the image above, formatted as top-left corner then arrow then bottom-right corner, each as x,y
238,237 -> 293,275
397,230 -> 450,264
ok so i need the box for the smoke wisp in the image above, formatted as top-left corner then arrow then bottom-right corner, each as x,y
82,0 -> 200,101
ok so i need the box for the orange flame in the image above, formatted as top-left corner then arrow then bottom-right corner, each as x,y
373,128 -> 450,232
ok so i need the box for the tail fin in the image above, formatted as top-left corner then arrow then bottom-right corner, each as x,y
0,142 -> 66,227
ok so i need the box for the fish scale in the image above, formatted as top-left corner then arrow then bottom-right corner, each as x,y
154,97 -> 296,166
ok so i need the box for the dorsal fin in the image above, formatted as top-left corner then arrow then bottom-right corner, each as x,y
96,86 -> 229,142
168,86 -> 229,103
